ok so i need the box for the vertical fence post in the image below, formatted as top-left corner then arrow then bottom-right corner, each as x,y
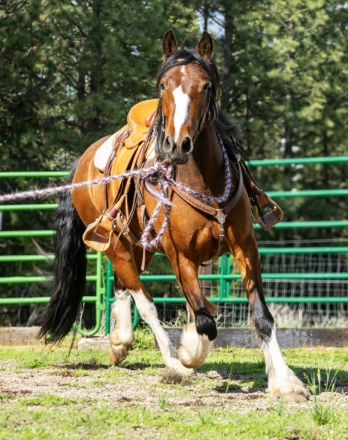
96,251 -> 105,328
105,259 -> 113,336
225,254 -> 231,298
73,251 -> 105,336
219,254 -> 230,299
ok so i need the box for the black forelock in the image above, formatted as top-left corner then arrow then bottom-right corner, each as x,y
157,48 -> 220,100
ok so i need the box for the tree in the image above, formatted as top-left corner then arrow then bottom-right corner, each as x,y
198,0 -> 348,240
0,0 -> 200,323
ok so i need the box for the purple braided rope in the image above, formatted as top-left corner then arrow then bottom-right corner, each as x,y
0,132 -> 232,250
0,165 -> 163,203
166,133 -> 232,204
139,133 -> 233,249
139,166 -> 172,249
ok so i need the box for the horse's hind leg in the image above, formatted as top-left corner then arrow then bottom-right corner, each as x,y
226,214 -> 308,399
108,275 -> 134,365
106,246 -> 192,374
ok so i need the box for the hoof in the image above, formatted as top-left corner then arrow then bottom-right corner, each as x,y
165,357 -> 194,375
178,323 -> 211,368
179,346 -> 206,368
268,377 -> 309,400
108,345 -> 129,366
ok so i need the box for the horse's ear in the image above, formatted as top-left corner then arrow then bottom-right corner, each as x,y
197,31 -> 214,61
162,29 -> 178,59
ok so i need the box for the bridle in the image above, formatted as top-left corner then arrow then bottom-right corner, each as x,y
192,86 -> 213,143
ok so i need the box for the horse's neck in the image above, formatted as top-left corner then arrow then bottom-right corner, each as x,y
175,127 -> 225,195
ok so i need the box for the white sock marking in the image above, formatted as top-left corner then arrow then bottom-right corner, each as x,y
179,322 -> 211,368
111,289 -> 134,346
263,325 -> 308,397
173,85 -> 190,142
263,326 -> 289,375
129,289 -> 192,373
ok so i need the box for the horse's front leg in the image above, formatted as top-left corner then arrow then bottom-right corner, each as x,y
226,216 -> 309,399
169,256 -> 217,368
105,246 -> 192,374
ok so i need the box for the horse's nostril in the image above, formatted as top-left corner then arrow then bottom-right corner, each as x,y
181,137 -> 192,154
164,135 -> 174,152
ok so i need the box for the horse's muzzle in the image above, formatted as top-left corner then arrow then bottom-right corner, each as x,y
161,135 -> 193,164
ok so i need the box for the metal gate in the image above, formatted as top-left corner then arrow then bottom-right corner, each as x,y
1,156 -> 348,336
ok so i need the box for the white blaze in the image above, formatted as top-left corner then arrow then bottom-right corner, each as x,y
173,85 -> 190,143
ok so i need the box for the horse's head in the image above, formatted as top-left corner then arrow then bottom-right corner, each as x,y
154,30 -> 219,165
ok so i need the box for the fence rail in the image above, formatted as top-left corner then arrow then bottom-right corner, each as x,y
1,155 -> 347,335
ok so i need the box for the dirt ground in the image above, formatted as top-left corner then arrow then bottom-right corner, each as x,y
1,357 -> 347,414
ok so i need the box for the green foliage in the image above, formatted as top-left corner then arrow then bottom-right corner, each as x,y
1,1 -> 348,324
0,0 -> 200,169
132,328 -> 156,350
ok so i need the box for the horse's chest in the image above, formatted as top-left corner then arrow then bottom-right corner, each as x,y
169,212 -> 219,249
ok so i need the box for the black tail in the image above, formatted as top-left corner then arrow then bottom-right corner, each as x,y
38,163 -> 87,342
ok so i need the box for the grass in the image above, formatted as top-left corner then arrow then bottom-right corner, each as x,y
305,363 -> 347,427
0,332 -> 347,439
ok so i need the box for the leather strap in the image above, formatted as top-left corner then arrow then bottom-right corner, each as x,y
240,159 -> 283,230
170,157 -> 244,219
143,157 -> 243,266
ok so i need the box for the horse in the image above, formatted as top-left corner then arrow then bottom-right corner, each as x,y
39,30 -> 308,399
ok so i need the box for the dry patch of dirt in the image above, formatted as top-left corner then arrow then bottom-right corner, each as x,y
1,347 -> 347,415
0,363 -> 326,414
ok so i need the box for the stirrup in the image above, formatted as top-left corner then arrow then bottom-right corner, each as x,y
252,194 -> 283,230
83,215 -> 114,252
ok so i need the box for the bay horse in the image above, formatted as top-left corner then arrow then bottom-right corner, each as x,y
39,30 -> 308,399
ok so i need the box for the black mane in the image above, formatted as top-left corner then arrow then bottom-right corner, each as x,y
149,48 -> 243,161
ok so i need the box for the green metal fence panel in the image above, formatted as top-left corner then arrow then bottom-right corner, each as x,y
0,166 -> 105,335
1,155 -> 348,336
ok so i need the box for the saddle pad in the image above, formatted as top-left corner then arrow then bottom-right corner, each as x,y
94,130 -> 120,172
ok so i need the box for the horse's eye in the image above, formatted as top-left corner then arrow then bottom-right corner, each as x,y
159,83 -> 165,94
202,83 -> 211,93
